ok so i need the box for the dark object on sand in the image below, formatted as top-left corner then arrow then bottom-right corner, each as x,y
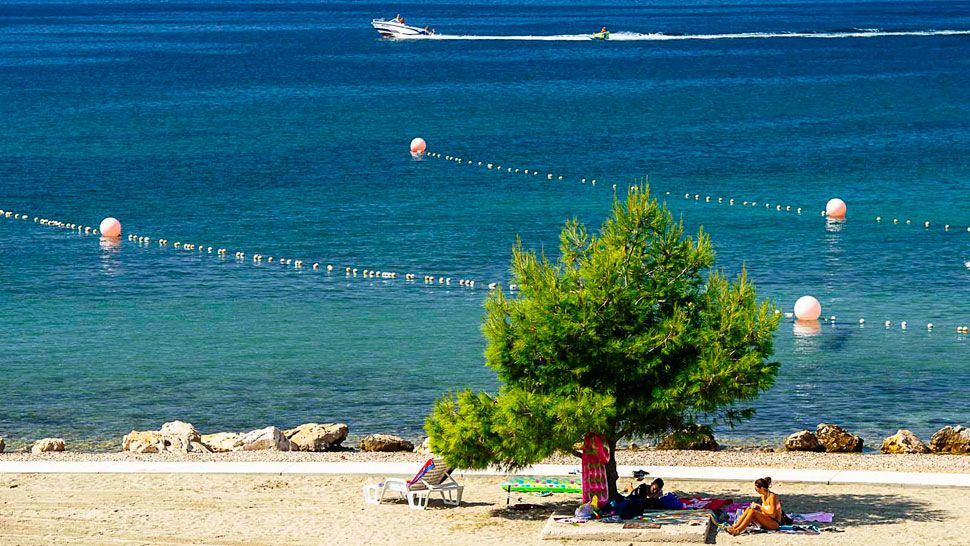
509,503 -> 543,511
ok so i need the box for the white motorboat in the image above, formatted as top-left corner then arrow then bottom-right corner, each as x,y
371,18 -> 434,38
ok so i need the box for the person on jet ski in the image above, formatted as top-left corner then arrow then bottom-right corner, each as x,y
600,26 -> 608,33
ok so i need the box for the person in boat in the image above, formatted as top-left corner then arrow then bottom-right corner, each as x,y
394,14 -> 405,24
726,477 -> 783,535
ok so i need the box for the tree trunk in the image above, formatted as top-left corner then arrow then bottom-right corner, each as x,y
605,438 -> 620,501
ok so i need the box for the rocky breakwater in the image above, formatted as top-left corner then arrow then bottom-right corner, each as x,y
198,423 -> 348,453
414,437 -> 432,455
815,423 -> 863,453
929,425 -> 970,454
784,430 -> 824,452
123,421 -> 210,454
881,430 -> 930,454
785,424 -> 862,453
31,438 -> 65,454
237,426 -> 290,451
123,421 -> 349,453
656,426 -> 719,451
284,423 -> 348,452
359,434 -> 414,452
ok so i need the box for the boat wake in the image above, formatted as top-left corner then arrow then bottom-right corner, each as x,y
401,29 -> 970,41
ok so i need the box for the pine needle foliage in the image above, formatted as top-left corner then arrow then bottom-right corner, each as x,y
426,186 -> 781,496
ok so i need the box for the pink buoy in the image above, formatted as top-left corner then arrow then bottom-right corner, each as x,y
410,137 -> 427,158
793,295 -> 821,321
99,217 -> 121,238
825,198 -> 846,219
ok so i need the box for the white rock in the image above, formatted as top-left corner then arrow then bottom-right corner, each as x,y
283,423 -> 348,452
239,426 -> 290,451
160,421 -> 201,452
31,438 -> 65,454
122,431 -> 165,453
200,432 -> 243,453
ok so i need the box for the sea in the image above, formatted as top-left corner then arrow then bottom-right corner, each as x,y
0,0 -> 968,451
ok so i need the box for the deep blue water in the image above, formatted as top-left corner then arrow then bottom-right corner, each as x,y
0,0 -> 968,450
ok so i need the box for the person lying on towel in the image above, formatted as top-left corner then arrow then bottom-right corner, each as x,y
614,478 -> 677,518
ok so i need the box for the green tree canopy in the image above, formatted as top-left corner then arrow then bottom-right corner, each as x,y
427,186 -> 781,499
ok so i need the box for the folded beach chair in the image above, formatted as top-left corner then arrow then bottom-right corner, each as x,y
363,458 -> 464,510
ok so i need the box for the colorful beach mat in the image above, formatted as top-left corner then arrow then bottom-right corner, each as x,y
542,511 -> 715,543
500,476 -> 582,494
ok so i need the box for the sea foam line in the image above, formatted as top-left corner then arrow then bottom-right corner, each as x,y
402,29 -> 970,42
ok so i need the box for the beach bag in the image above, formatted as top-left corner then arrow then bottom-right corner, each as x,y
659,493 -> 685,510
575,500 -> 595,518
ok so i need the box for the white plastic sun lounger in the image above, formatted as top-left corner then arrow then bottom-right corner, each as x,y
363,457 -> 464,510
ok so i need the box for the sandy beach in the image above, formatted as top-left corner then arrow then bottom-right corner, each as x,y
0,470 -> 965,545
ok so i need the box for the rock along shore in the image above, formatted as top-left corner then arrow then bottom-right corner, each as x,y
1,422 -> 967,475
1,448 -> 969,474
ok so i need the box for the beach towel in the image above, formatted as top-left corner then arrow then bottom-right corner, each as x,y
635,509 -> 715,526
728,508 -> 835,524
679,496 -> 732,510
791,512 -> 834,523
776,525 -> 822,534
407,458 -> 435,486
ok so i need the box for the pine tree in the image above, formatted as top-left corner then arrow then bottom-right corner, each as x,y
426,186 -> 781,500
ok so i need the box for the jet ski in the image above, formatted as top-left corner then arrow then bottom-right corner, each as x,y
372,17 -> 434,38
591,28 -> 610,40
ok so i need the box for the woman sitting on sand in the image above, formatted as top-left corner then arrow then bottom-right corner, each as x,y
726,477 -> 782,535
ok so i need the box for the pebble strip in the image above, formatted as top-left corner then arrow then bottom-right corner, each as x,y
1,449 -> 968,475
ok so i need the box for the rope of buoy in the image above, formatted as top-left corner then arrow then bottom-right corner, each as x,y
782,313 -> 969,334
4,204 -> 967,334
425,153 -> 970,233
425,151 -> 601,187
1,207 -> 514,294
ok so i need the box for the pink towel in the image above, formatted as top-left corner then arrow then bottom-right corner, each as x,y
581,433 -> 609,503
792,512 -> 834,523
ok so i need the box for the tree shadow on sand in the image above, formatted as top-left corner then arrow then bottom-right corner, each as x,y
679,490 -> 948,527
377,498 -> 492,510
489,499 -> 579,521
488,492 -> 949,527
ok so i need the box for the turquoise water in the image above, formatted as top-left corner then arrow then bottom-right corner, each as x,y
0,0 -> 968,449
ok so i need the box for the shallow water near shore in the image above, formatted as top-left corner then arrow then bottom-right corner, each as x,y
0,0 -> 968,448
